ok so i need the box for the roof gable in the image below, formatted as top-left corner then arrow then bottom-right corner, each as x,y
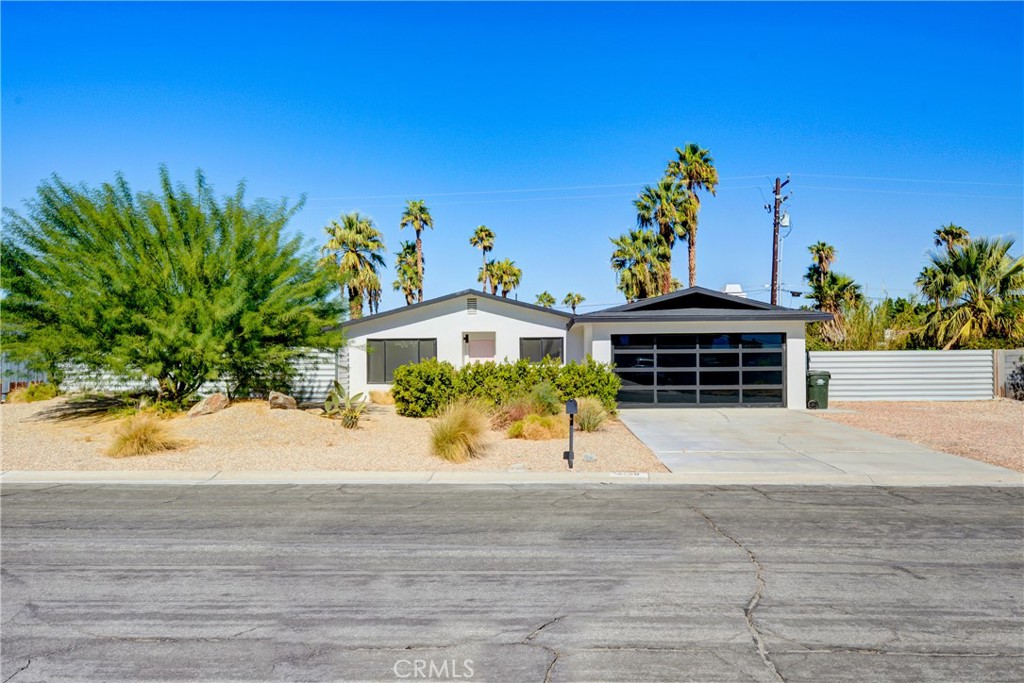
340,289 -> 571,328
604,287 -> 776,312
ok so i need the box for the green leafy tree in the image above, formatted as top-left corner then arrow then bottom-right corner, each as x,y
916,236 -> 1024,348
610,229 -> 670,302
399,199 -> 434,303
634,177 -> 690,294
535,291 -> 556,307
1,167 -> 341,402
933,223 -> 970,252
319,212 -> 386,319
392,241 -> 421,305
469,225 -> 495,292
665,143 -> 718,287
562,292 -> 585,313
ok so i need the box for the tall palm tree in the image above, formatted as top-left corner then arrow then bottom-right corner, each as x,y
399,199 -> 434,303
666,143 -> 719,287
562,292 -> 585,314
492,258 -> 522,297
482,260 -> 500,295
610,229 -> 670,302
933,223 -> 970,252
808,241 -> 837,287
392,241 -> 420,306
634,176 -> 690,294
469,225 -> 495,292
535,291 -> 556,308
917,237 -> 1024,348
319,212 -> 386,320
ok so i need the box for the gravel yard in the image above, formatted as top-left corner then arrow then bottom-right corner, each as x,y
814,399 -> 1024,473
0,398 -> 667,473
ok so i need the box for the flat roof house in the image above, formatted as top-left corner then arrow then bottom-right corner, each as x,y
341,287 -> 831,409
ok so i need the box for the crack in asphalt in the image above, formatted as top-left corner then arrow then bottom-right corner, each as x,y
691,504 -> 786,683
2,658 -> 30,683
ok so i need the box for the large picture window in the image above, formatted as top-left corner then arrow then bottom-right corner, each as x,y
520,337 -> 563,363
367,339 -> 437,383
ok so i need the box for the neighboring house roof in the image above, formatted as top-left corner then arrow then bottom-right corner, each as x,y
339,288 -> 573,329
568,287 -> 833,327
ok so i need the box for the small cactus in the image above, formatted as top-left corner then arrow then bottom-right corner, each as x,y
323,381 -> 367,428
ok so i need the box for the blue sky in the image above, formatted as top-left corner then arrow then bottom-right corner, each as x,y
3,1 -> 1022,312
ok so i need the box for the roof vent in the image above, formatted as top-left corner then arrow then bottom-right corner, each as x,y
467,297 -> 478,314
722,284 -> 748,299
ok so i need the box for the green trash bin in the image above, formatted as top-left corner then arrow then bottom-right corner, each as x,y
806,370 -> 831,409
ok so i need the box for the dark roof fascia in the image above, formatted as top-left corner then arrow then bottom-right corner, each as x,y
567,310 -> 833,328
339,289 -> 572,329
599,286 -> 779,313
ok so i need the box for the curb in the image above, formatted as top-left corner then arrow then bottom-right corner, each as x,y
1,470 -> 1021,487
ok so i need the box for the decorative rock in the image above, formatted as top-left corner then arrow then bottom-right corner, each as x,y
187,392 -> 230,418
583,453 -> 597,462
268,391 -> 297,410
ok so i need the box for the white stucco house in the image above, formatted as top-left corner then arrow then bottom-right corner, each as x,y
340,287 -> 831,409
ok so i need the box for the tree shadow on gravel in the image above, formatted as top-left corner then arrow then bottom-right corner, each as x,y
30,393 -> 142,423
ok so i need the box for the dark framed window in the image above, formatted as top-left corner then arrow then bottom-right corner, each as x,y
520,337 -> 564,363
367,339 -> 437,383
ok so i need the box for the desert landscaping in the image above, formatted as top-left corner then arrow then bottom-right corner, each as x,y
0,397 -> 668,473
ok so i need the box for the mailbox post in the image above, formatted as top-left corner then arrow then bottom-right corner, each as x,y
564,399 -> 578,470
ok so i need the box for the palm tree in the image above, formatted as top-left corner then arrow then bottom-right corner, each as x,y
319,212 -> 386,320
666,143 -> 719,287
807,241 -> 837,287
469,225 -> 495,292
610,229 -> 670,302
492,258 -> 522,297
634,176 -> 690,295
482,260 -> 500,295
917,237 -> 1024,348
535,291 -> 555,308
399,199 -> 434,303
933,223 -> 970,252
562,292 -> 585,313
392,241 -> 420,306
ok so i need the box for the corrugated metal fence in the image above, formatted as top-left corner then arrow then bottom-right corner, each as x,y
808,350 -> 999,401
1,349 -> 349,402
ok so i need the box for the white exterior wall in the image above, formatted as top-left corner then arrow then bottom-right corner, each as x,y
344,295 -> 573,395
579,320 -> 809,409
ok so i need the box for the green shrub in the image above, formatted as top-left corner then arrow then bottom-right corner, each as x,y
507,413 -> 570,441
454,358 -> 561,405
391,358 -> 457,417
529,380 -> 561,415
555,356 -> 621,411
575,396 -> 608,432
430,399 -> 489,463
5,383 -> 59,403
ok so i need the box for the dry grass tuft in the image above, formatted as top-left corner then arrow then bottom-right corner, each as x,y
369,390 -> 395,405
575,396 -> 609,432
508,414 -> 570,441
490,396 -> 535,430
430,399 -> 490,463
5,383 -> 58,403
106,414 -> 187,458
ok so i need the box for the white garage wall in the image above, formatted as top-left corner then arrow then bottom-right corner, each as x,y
343,294 -> 573,395
580,320 -> 809,409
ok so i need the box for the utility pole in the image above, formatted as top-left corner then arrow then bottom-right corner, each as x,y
766,176 -> 791,306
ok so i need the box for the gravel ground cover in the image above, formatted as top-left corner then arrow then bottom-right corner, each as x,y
0,398 -> 667,473
814,399 -> 1024,473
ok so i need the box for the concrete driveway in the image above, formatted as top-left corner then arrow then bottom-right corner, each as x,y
618,408 -> 1021,485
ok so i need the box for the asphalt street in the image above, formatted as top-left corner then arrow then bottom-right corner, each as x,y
1,484 -> 1022,683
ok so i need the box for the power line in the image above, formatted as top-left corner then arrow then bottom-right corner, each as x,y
793,173 -> 1022,188
798,185 -> 1020,200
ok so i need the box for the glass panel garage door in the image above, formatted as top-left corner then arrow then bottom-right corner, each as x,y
612,333 -> 785,407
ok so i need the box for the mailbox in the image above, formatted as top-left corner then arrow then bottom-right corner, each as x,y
565,399 -> 578,415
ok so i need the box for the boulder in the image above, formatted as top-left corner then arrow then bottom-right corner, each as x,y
269,391 -> 297,410
187,392 -> 229,418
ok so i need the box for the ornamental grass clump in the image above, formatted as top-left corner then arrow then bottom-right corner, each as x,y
430,399 -> 490,463
575,396 -> 609,432
507,414 -> 570,441
106,414 -> 186,458
5,383 -> 58,403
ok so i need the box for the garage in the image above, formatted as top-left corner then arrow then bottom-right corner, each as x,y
611,332 -> 786,406
569,287 -> 832,410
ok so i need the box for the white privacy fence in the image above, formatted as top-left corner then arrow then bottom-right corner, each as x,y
1,347 -> 350,403
807,350 -> 1022,401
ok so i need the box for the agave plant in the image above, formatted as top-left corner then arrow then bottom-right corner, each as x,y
323,381 -> 368,428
